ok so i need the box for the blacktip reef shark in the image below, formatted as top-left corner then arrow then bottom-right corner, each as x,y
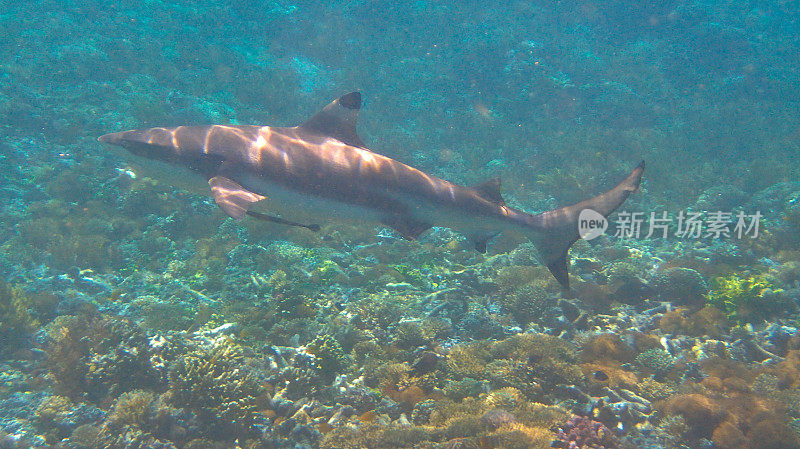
99,92 -> 644,288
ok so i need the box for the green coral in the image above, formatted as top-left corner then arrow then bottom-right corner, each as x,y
394,318 -> 452,348
706,273 -> 786,325
319,423 -> 433,449
605,261 -> 647,303
651,267 -> 709,305
751,373 -> 780,396
501,283 -> 551,326
391,263 -> 431,288
270,270 -> 317,319
443,378 -> 484,401
306,333 -> 349,381
313,259 -> 347,283
34,395 -> 75,443
635,377 -> 676,401
107,389 -> 156,428
168,338 -> 264,439
494,266 -> 542,292
15,200 -> 124,271
634,348 -> 675,378
0,281 -> 57,353
443,334 -> 581,400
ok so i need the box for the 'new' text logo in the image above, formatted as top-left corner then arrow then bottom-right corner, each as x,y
578,208 -> 607,240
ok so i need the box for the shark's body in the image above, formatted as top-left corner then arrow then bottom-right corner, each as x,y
99,92 -> 644,287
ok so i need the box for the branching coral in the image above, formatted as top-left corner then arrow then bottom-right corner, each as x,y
446,342 -> 491,379
107,390 -> 156,428
441,334 -> 583,401
499,283 -> 552,326
634,348 -> 676,378
168,338 -> 265,439
319,423 -> 432,449
493,334 -> 583,392
306,333 -> 349,381
393,318 -> 452,349
658,306 -> 730,337
0,281 -> 56,353
44,314 -> 161,402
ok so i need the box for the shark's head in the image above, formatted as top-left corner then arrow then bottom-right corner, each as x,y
98,128 -> 223,194
98,129 -> 183,164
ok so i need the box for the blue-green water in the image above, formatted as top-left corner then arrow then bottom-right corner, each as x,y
1,1 -> 799,448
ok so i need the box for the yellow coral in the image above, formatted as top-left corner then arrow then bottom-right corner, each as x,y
492,423 -> 554,449
428,397 -> 488,428
168,338 -> 264,438
446,343 -> 490,379
108,390 -> 155,428
0,281 -> 57,352
706,273 -> 784,325
513,402 -> 569,429
35,396 -> 73,422
491,333 -> 576,363
635,377 -> 677,402
485,387 -> 523,410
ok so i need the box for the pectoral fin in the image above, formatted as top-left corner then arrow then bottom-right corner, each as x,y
209,176 -> 265,219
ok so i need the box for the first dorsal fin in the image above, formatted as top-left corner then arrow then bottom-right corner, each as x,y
472,178 -> 505,205
298,92 -> 366,148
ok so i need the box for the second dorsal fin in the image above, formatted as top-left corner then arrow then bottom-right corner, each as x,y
297,92 -> 366,148
473,178 -> 505,205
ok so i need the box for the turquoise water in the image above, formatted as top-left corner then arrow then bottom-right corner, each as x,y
1,1 -> 799,448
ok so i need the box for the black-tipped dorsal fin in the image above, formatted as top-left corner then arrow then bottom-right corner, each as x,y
298,92 -> 366,148
472,178 -> 505,205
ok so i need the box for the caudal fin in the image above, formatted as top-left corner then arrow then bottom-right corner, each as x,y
530,161 -> 645,288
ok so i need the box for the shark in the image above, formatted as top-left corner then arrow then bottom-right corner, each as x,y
99,92 -> 644,288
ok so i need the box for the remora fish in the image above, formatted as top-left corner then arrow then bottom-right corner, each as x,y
99,92 -> 643,287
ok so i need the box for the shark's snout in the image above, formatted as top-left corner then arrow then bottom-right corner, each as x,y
98,131 -> 126,144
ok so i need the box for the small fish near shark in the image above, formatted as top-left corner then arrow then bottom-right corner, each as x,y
99,92 -> 644,288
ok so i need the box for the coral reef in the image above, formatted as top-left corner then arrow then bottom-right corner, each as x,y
554,415 -> 619,449
650,267 -> 709,306
305,333 -> 349,381
706,273 -> 791,325
2,0 -> 800,447
0,281 -> 57,353
43,314 -> 162,402
167,338 -> 266,439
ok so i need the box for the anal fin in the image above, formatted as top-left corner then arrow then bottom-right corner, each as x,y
472,178 -> 505,205
209,176 -> 265,219
471,232 -> 498,253
383,215 -> 431,240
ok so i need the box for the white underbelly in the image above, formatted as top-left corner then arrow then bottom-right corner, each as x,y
115,152 -> 210,196
239,175 -> 386,226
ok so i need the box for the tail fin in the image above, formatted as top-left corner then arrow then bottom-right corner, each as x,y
530,161 -> 645,288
